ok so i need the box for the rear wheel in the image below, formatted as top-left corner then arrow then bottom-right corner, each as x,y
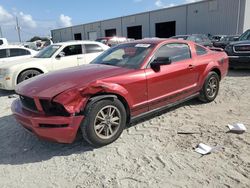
199,71 -> 220,103
81,98 -> 126,147
17,70 -> 41,84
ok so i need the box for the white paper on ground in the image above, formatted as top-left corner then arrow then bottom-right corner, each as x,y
228,123 -> 246,132
195,143 -> 212,155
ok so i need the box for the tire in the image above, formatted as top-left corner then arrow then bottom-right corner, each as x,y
199,71 -> 220,103
17,70 -> 41,84
81,98 -> 127,147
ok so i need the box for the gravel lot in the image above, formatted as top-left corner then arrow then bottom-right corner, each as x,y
0,70 -> 250,188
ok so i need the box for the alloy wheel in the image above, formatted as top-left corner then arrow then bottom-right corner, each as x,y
206,76 -> 218,98
94,105 -> 121,139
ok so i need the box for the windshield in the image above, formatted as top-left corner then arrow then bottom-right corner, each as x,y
34,45 -> 61,58
239,30 -> 250,41
91,43 -> 155,69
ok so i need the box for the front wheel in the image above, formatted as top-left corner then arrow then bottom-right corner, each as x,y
17,70 -> 41,84
81,98 -> 127,147
199,71 -> 220,103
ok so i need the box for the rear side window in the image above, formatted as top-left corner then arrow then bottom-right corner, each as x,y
0,49 -> 7,58
195,45 -> 208,56
85,44 -> 104,53
62,45 -> 83,56
154,43 -> 191,63
0,40 -> 3,45
9,48 -> 30,57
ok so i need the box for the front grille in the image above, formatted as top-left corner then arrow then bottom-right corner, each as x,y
234,45 -> 250,53
20,95 -> 37,111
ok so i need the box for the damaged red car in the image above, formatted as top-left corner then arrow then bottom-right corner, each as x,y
11,39 -> 228,146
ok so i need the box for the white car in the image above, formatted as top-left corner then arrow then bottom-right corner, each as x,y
0,41 -> 109,90
0,38 -> 8,46
0,45 -> 37,63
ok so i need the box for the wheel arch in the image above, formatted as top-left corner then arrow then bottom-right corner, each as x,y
198,65 -> 222,90
16,68 -> 44,84
210,67 -> 221,80
85,92 -> 131,124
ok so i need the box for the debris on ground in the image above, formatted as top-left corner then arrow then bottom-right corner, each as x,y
228,123 -> 246,134
195,143 -> 224,155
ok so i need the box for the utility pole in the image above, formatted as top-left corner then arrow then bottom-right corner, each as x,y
15,16 -> 22,42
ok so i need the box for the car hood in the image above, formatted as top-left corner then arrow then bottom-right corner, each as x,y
16,64 -> 132,98
0,57 -> 47,68
229,40 -> 250,46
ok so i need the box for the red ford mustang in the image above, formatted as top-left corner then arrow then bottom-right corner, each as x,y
11,39 -> 228,146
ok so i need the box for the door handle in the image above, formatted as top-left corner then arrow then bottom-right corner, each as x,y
188,64 -> 195,69
77,57 -> 83,60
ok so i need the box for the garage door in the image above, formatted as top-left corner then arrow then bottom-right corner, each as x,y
88,32 -> 97,41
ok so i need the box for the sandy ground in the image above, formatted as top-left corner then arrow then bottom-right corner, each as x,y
0,70 -> 250,188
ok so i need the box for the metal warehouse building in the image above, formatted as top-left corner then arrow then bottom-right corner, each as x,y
51,0 -> 250,42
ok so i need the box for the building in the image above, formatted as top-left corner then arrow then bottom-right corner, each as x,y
51,0 -> 250,42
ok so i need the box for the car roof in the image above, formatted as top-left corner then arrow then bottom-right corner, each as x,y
54,40 -> 105,46
0,45 -> 31,50
127,38 -> 193,45
97,37 -> 127,39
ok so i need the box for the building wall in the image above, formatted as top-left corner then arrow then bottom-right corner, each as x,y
51,29 -> 62,42
60,28 -> 72,42
84,22 -> 101,40
122,13 -> 150,38
187,0 -> 246,35
100,18 -> 122,37
149,6 -> 187,36
71,25 -> 85,40
243,0 -> 250,32
51,0 -> 249,42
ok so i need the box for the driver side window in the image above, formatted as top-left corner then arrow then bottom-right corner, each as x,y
62,45 -> 82,56
153,43 -> 191,63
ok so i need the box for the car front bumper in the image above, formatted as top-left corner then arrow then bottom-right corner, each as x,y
11,99 -> 84,143
228,56 -> 250,69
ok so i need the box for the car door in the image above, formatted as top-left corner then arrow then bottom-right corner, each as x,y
0,49 -> 7,62
145,43 -> 199,110
82,44 -> 105,65
52,44 -> 83,70
8,48 -> 31,61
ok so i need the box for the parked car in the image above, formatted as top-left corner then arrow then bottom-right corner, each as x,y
0,41 -> 109,90
213,35 -> 239,49
210,35 -> 227,43
23,42 -> 39,51
12,39 -> 228,146
96,37 -> 134,47
0,38 -> 8,46
224,29 -> 250,68
171,34 -> 213,47
0,45 -> 37,63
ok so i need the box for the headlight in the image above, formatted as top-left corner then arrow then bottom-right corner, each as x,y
0,68 -> 9,75
40,99 -> 70,116
225,45 -> 232,52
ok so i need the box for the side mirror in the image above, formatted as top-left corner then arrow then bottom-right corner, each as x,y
56,52 -> 65,59
151,57 -> 171,69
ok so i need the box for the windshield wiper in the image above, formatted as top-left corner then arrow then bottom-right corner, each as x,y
100,62 -> 116,66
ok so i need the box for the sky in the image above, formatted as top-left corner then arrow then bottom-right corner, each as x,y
0,0 -> 201,42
